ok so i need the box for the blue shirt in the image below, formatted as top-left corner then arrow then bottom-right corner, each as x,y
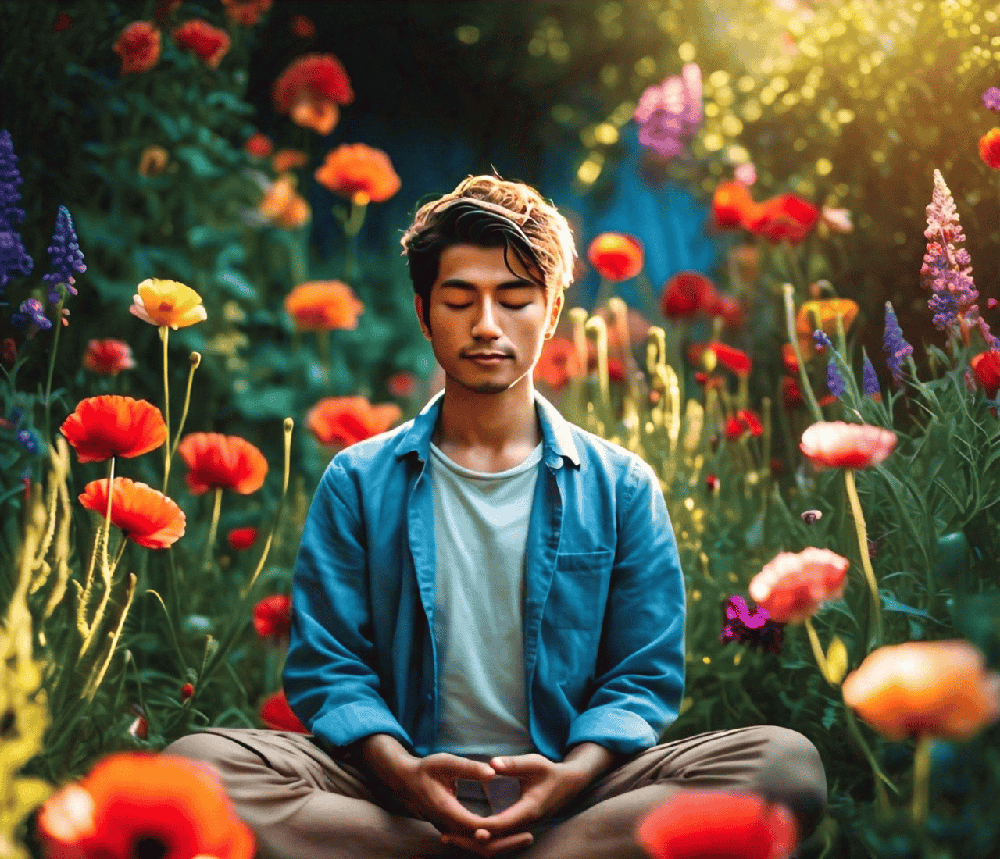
284,391 -> 686,760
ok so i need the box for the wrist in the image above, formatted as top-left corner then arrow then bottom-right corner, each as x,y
358,734 -> 418,789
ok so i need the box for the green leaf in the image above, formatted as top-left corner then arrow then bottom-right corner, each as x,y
215,269 -> 256,301
174,145 -> 222,178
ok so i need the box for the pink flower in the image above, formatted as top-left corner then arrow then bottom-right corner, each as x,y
749,548 -> 849,624
800,422 -> 896,470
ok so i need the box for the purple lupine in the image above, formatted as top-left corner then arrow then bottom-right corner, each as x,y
635,63 -> 702,160
1,215 -> 34,291
862,350 -> 880,397
719,594 -> 785,655
984,87 -> 1000,112
10,298 -> 52,333
42,206 -> 85,303
884,301 -> 913,383
0,131 -> 33,292
813,331 -> 845,398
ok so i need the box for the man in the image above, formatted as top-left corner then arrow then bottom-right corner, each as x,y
167,175 -> 827,858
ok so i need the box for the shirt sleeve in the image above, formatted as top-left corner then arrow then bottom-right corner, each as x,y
283,459 -> 413,752
565,455 -> 686,754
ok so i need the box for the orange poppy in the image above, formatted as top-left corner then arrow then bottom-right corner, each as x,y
688,342 -> 751,376
284,281 -> 364,331
171,19 -> 230,69
273,54 -> 354,135
253,594 -> 292,639
176,433 -> 268,495
138,145 -> 169,177
307,397 -> 402,448
226,526 -> 258,551
660,271 -> 716,319
272,148 -> 308,173
748,547 -> 849,624
971,350 -> 1000,398
979,128 -> 1000,170
314,143 -> 401,205
795,298 -> 859,356
260,689 -> 308,732
130,279 -> 207,329
638,790 -> 798,859
61,396 -> 167,463
587,233 -> 643,282
534,337 -> 584,389
112,21 -> 161,75
258,173 -> 311,229
245,133 -> 272,159
36,753 -> 254,859
800,422 -> 897,470
781,343 -> 799,374
83,339 -> 135,375
746,193 -> 819,244
842,640 -> 1000,741
79,478 -> 186,549
711,181 -> 760,230
221,0 -> 272,26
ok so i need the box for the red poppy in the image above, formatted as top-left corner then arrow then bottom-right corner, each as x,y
61,396 -> 167,463
36,753 -> 254,859
979,128 -> 1000,170
660,271 -> 716,319
694,371 -> 724,389
314,143 -> 401,205
638,790 -> 798,859
290,14 -> 316,38
712,181 -> 759,230
79,478 -> 186,549
725,409 -> 763,440
253,594 -> 292,640
284,281 -> 364,331
705,474 -> 719,492
388,371 -> 417,398
172,19 -> 230,69
971,350 -> 1000,399
176,433 -> 268,495
273,54 -> 354,135
746,194 -> 819,244
83,339 -> 135,375
307,397 -> 402,448
799,421 -> 897,469
112,21 -> 161,75
245,133 -> 272,159
154,0 -> 181,25
221,0 -> 272,26
688,342 -> 752,376
226,526 -> 258,551
587,233 -> 644,282
272,149 -> 308,173
52,12 -> 74,32
703,290 -> 745,329
534,337 -> 583,389
181,682 -> 195,701
259,690 -> 308,733
781,376 -> 803,407
748,547 -> 850,624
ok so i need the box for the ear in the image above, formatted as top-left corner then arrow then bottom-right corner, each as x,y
544,290 -> 564,340
414,294 -> 432,341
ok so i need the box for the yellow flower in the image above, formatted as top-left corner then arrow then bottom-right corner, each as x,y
130,279 -> 207,329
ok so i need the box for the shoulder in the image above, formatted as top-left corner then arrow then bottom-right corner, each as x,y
563,423 -> 659,497
319,420 -> 415,490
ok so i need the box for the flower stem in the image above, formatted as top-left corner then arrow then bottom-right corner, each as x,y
203,487 -> 223,572
804,617 -> 830,683
42,294 -> 66,446
842,701 -> 898,811
170,352 -> 201,460
844,468 -> 884,650
243,418 -> 294,596
911,734 -> 932,825
783,284 -> 824,423
160,326 -> 171,492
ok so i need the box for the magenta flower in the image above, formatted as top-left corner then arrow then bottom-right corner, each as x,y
635,63 -> 702,160
984,87 -> 1000,112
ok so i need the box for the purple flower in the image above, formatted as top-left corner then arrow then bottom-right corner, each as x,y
884,301 -> 913,383
984,87 -> 1000,112
16,428 -> 39,454
42,206 -> 85,302
11,298 -> 52,333
862,350 -> 880,397
0,130 -> 25,226
720,594 -> 785,655
635,63 -> 702,161
826,357 -> 845,399
1,214 -> 34,292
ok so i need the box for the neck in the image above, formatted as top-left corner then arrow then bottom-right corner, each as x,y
436,374 -> 540,452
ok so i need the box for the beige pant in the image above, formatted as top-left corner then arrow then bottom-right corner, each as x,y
166,725 -> 826,859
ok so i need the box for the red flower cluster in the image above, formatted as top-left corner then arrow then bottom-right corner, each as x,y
712,181 -> 819,245
172,19 -> 231,69
253,594 -> 292,640
113,21 -> 161,75
587,233 -> 644,282
660,271 -> 743,327
273,54 -> 354,135
724,409 -> 763,440
177,433 -> 268,495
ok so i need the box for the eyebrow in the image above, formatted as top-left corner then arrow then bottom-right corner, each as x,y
438,278 -> 538,291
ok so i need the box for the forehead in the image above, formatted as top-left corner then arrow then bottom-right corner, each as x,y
434,244 -> 540,290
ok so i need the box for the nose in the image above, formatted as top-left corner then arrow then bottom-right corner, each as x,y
471,297 -> 502,340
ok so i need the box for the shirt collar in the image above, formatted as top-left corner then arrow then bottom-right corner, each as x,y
394,389 -> 580,469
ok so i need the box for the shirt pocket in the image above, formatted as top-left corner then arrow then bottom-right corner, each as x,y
546,549 -> 613,631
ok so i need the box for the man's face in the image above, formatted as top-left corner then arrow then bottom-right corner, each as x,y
416,244 -> 563,396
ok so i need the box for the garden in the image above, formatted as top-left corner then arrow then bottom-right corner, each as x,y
1,1 -> 999,858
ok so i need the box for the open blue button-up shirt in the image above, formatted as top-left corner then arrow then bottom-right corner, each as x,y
284,391 -> 686,760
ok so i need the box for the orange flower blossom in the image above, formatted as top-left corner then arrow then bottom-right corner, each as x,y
795,298 -> 859,357
36,753 -> 254,859
130,279 -> 207,329
61,396 -> 166,463
272,148 -> 308,173
587,233 -> 643,282
221,0 -> 273,27
688,342 -> 752,376
113,21 -> 161,75
307,396 -> 402,448
284,281 -> 364,331
138,145 -> 169,177
176,433 -> 268,495
800,421 -> 897,470
79,478 -> 185,549
259,173 -> 311,229
314,143 -> 401,206
749,548 -> 849,624
534,337 -> 583,389
842,640 -> 1000,741
273,54 -> 354,135
171,19 -> 230,69
84,339 -> 135,375
979,128 -> 1000,170
711,180 -> 760,230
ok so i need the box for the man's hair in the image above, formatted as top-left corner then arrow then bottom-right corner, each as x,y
400,175 -> 576,328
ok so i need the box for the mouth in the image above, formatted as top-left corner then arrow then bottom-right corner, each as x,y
464,352 -> 512,362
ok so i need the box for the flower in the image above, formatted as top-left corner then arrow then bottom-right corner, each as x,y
800,421 -> 897,470
795,298 -> 859,357
227,526 -> 258,551
291,14 -> 316,38
258,173 -> 311,228
971,350 -> 1000,399
172,19 -> 230,69
273,149 -> 308,173
883,301 -> 913,383
724,409 -> 763,440
984,87 -> 1000,111
259,690 -> 308,732
534,337 -> 584,389
637,790 -> 798,859
781,343 -> 799,374
52,11 -> 74,32
245,133 -> 272,159
688,342 -> 751,376
587,233 -> 644,281
823,350 -> 844,399
41,205 -> 86,302
781,375 -> 803,408
711,180 -> 758,229
862,350 -> 880,399
83,339 -> 135,376
307,397 -> 402,448
130,278 -> 207,329
61,396 -> 167,463
387,371 -> 417,398
842,640 -> 1000,742
1,337 -> 16,366
748,548 -> 850,624
720,595 -> 785,655
253,594 -> 292,639
660,271 -> 716,319
819,206 -> 852,234
181,682 -> 195,700
36,753 -> 254,859
979,128 -> 1000,169
138,145 -> 170,177
113,21 -> 161,74
273,54 -> 354,135
10,298 -> 51,333
79,478 -> 185,549
746,193 -> 819,244
221,0 -> 272,26
284,280 -> 363,331
635,63 -> 703,160
176,433 -> 268,495
0,129 -> 26,226
314,143 -> 401,205
129,715 -> 149,741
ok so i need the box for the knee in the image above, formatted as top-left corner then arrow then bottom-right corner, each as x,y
752,727 -> 827,841
164,731 -> 232,768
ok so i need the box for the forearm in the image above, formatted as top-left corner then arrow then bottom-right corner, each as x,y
357,733 -> 419,789
562,741 -> 616,788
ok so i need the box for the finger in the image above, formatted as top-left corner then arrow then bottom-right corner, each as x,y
443,831 -> 535,856
489,754 -> 546,774
428,755 -> 496,781
473,797 -> 540,833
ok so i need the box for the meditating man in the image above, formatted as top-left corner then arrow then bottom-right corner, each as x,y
167,175 -> 827,858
